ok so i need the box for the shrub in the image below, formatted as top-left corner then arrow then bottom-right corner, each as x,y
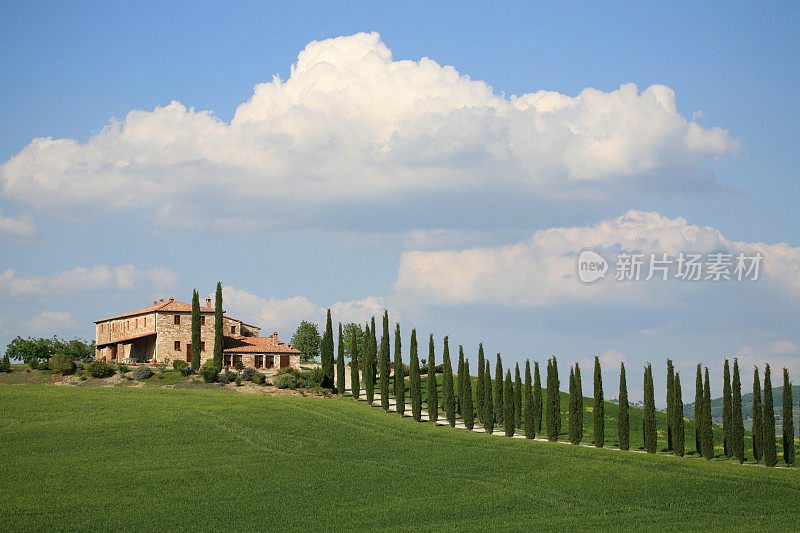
274,373 -> 299,389
37,360 -> 50,371
303,367 -> 325,387
132,366 -> 154,381
79,375 -> 87,381
199,360 -> 219,383
235,376 -> 243,387
116,363 -> 130,374
173,359 -> 192,377
241,367 -> 256,381
28,358 -> 39,370
252,372 -> 266,385
234,361 -> 244,372
50,353 -> 76,375
0,354 -> 11,373
86,360 -> 115,378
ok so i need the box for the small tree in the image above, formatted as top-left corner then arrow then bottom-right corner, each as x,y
782,368 -> 794,466
476,345 -> 485,425
593,356 -> 604,448
484,360 -> 494,434
427,334 -> 438,425
394,323 -> 405,416
442,336 -> 455,427
349,330 -> 360,399
763,364 -> 777,466
702,367 -> 714,460
533,361 -> 542,434
463,360 -> 474,430
322,310 -> 335,389
291,320 -> 321,363
524,359 -> 534,439
336,323 -> 345,395
213,282 -> 223,370
722,358 -> 732,457
695,364 -> 703,455
0,353 -> 11,373
495,354 -> 504,426
514,363 -> 522,430
546,357 -> 560,442
731,358 -> 744,463
504,370 -> 515,437
643,364 -> 657,454
457,347 -> 465,416
666,359 -> 674,451
618,362 -> 629,450
190,290 -> 201,371
342,323 -> 364,362
752,367 -> 763,463
569,365 -> 580,445
363,322 -> 375,403
409,329 -> 421,421
379,311 -> 390,411
674,372 -> 685,457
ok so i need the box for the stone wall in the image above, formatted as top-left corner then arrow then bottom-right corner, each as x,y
154,311 -> 216,365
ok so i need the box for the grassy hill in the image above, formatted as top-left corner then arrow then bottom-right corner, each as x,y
2,385 -> 798,531
683,385 -> 800,429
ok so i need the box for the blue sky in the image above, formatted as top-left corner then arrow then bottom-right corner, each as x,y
1,1 -> 798,403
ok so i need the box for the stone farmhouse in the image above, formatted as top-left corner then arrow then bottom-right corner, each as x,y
94,297 -> 301,371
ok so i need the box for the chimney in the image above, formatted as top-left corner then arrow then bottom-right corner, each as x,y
272,332 -> 278,343
153,300 -> 157,305
159,298 -> 164,302
169,297 -> 174,302
205,297 -> 212,308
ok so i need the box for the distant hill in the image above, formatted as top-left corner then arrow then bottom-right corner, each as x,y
684,385 -> 800,429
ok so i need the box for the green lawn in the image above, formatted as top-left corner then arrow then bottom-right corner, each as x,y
1,385 -> 798,531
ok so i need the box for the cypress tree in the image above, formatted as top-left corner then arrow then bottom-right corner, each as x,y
484,360 -> 494,434
643,364 -> 657,454
442,336 -> 455,427
463,360 -> 474,430
336,323 -> 345,395
190,290 -> 201,371
370,317 -> 378,395
702,367 -> 714,460
394,323 -> 405,416
379,311 -> 390,411
495,354 -> 504,426
504,370 -> 515,437
213,282 -> 223,370
666,359 -> 674,451
752,367 -> 763,463
695,364 -> 703,455
782,368 -> 794,466
576,363 -> 584,443
349,330 -> 360,400
674,372 -> 685,457
546,357 -> 560,441
321,309 -> 335,389
618,362 -> 629,450
731,358 -> 744,462
763,364 -> 777,466
569,365 -> 580,444
427,334 -> 438,425
593,356 -> 604,448
363,322 -> 374,403
524,359 -> 534,439
457,346 -> 465,416
409,329 -> 421,421
476,346 -> 485,425
533,361 -> 542,434
514,363 -> 522,430
722,358 -> 732,457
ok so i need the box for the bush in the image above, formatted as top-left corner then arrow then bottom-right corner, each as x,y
86,360 -> 115,378
116,363 -> 130,374
37,360 -> 50,371
29,358 -> 39,370
252,372 -> 266,385
241,367 -> 256,381
173,359 -> 192,377
274,373 -> 299,389
0,354 -> 11,373
235,376 -> 243,387
303,367 -> 325,387
199,360 -> 219,383
234,361 -> 244,372
50,353 -> 76,375
132,366 -> 154,381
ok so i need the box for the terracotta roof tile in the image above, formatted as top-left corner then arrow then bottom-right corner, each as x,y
96,299 -> 216,322
224,336 -> 301,354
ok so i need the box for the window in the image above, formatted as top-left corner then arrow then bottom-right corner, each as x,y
230,325 -> 236,334
144,317 -> 147,327
174,315 -> 181,325
224,354 -> 231,366
127,320 -> 130,330
200,341 -> 206,352
200,316 -> 206,326
174,340 -> 181,351
255,355 -> 263,368
267,355 -> 274,368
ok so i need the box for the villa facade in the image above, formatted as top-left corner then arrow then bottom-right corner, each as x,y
94,297 -> 301,370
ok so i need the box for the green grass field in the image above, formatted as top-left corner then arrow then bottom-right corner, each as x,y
1,385 -> 798,531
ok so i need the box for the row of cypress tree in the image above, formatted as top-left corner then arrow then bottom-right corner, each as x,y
324,309 -> 797,465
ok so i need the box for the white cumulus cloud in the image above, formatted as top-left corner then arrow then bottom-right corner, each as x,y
0,209 -> 36,238
0,264 -> 178,296
25,310 -> 77,333
394,210 -> 800,306
1,32 -> 737,228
